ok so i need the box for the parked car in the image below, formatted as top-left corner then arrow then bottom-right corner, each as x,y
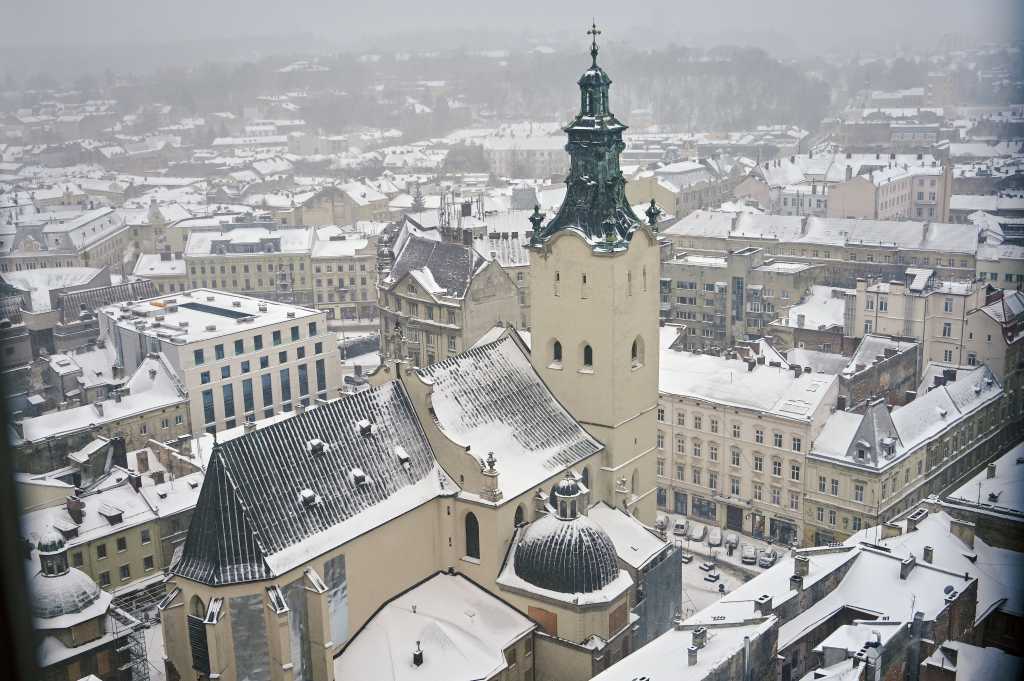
725,532 -> 739,549
758,548 -> 779,568
708,527 -> 722,547
741,544 -> 757,564
688,523 -> 706,542
673,519 -> 688,537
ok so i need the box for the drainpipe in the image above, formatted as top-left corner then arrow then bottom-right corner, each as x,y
907,610 -> 924,681
743,635 -> 751,681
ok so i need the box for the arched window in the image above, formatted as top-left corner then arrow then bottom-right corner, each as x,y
627,271 -> 633,295
552,340 -> 563,364
631,469 -> 640,494
464,512 -> 480,559
631,336 -> 645,368
642,267 -> 648,292
554,271 -> 560,296
189,595 -> 206,618
583,344 -> 593,368
514,505 -> 525,527
581,467 -> 590,489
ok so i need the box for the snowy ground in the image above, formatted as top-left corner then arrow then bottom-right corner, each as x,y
659,512 -> 784,616
143,620 -> 166,681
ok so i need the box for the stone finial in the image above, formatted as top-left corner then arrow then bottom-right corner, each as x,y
528,204 -> 545,231
645,198 -> 662,227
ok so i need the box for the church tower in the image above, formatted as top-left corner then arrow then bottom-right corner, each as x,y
529,25 -> 662,523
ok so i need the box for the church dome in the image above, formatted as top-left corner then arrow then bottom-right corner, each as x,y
578,64 -> 611,88
29,567 -> 102,620
36,530 -> 66,555
513,513 -> 619,594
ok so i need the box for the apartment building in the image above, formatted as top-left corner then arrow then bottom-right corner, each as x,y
21,466 -> 203,594
481,135 -> 568,178
663,210 -> 985,287
377,231 -> 519,366
0,207 -> 134,273
170,218 -> 379,322
97,289 -> 341,435
661,246 -> 823,350
805,364 -> 1009,545
656,333 -> 839,545
827,164 -> 952,222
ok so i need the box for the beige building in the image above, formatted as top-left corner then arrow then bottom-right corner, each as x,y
377,230 -> 520,366
827,163 -> 952,222
11,354 -> 191,474
96,289 -> 342,435
0,207 -> 134,274
656,333 -> 839,544
661,246 -> 823,350
663,210 -> 986,287
804,364 -> 1009,545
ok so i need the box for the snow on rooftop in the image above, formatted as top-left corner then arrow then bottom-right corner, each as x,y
947,440 -> 1024,516
334,572 -> 534,681
1,267 -> 102,311
588,502 -> 669,570
782,286 -> 850,330
660,346 -> 836,420
922,641 -> 1024,680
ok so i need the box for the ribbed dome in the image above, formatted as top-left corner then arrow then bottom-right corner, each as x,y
578,65 -> 611,88
513,514 -> 619,594
30,568 -> 102,620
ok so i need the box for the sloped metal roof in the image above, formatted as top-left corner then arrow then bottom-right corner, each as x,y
174,381 -> 447,586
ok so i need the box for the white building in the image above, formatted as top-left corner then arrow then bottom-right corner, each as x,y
97,289 -> 342,435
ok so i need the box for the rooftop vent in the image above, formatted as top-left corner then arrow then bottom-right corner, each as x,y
187,479 -> 199,489
178,320 -> 189,328
349,468 -> 369,488
298,488 -> 319,507
305,438 -> 326,456
287,311 -> 296,318
206,295 -> 215,302
356,419 -> 373,437
258,304 -> 268,312
232,300 -> 242,308
98,503 -> 123,525
413,641 -> 424,667
396,446 -> 411,470
205,324 -> 216,332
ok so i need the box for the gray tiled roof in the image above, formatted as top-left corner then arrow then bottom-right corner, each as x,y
386,234 -> 483,298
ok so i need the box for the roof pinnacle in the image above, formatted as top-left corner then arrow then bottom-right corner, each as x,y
587,20 -> 601,65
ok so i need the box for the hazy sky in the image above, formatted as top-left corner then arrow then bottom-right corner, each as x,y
4,0 -> 1021,51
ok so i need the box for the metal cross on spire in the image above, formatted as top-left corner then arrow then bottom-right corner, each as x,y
587,20 -> 601,64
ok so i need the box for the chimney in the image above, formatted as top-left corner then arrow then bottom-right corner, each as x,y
755,594 -> 773,616
986,463 -> 997,479
692,627 -> 707,649
66,496 -> 85,524
942,368 -> 957,383
151,470 -> 165,485
904,390 -> 917,403
836,395 -> 847,411
688,645 -> 699,666
94,402 -> 104,417
127,471 -> 142,492
790,574 -> 804,591
923,545 -> 934,563
794,554 -> 810,577
900,554 -> 917,579
413,641 -> 424,667
950,518 -> 975,549
906,508 -> 927,532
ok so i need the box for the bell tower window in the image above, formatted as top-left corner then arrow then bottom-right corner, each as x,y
464,512 -> 480,560
583,344 -> 593,368
552,340 -> 563,364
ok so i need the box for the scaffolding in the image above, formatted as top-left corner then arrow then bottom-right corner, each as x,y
109,605 -> 151,681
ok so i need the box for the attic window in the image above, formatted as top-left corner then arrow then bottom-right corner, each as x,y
856,449 -> 866,460
306,438 -> 327,456
349,468 -> 369,488
935,407 -> 948,419
356,419 -> 373,437
98,503 -> 123,525
396,446 -> 411,469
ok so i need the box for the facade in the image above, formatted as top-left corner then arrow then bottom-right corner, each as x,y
657,339 -> 839,545
481,135 -> 568,179
0,207 -> 135,273
96,289 -> 341,435
21,466 -> 202,594
377,230 -> 519,366
11,354 -> 190,473
804,364 -> 1009,545
661,247 -> 823,350
827,163 -> 952,222
664,210 -> 986,287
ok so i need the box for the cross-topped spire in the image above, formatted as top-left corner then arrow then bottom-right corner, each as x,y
587,20 -> 601,65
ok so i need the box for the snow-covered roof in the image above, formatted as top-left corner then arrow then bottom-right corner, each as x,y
132,253 -> 186,277
385,234 -> 484,301
334,572 -> 534,681
921,641 -> 1024,680
659,346 -> 836,421
841,335 -> 916,377
588,502 -> 669,570
418,334 -> 603,505
101,289 -> 321,345
1,267 -> 103,311
173,381 -> 456,586
15,354 -> 185,443
780,285 -> 851,331
946,440 -> 1024,517
183,225 -> 314,257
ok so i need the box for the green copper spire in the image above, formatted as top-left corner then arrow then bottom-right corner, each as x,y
530,23 -> 642,250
